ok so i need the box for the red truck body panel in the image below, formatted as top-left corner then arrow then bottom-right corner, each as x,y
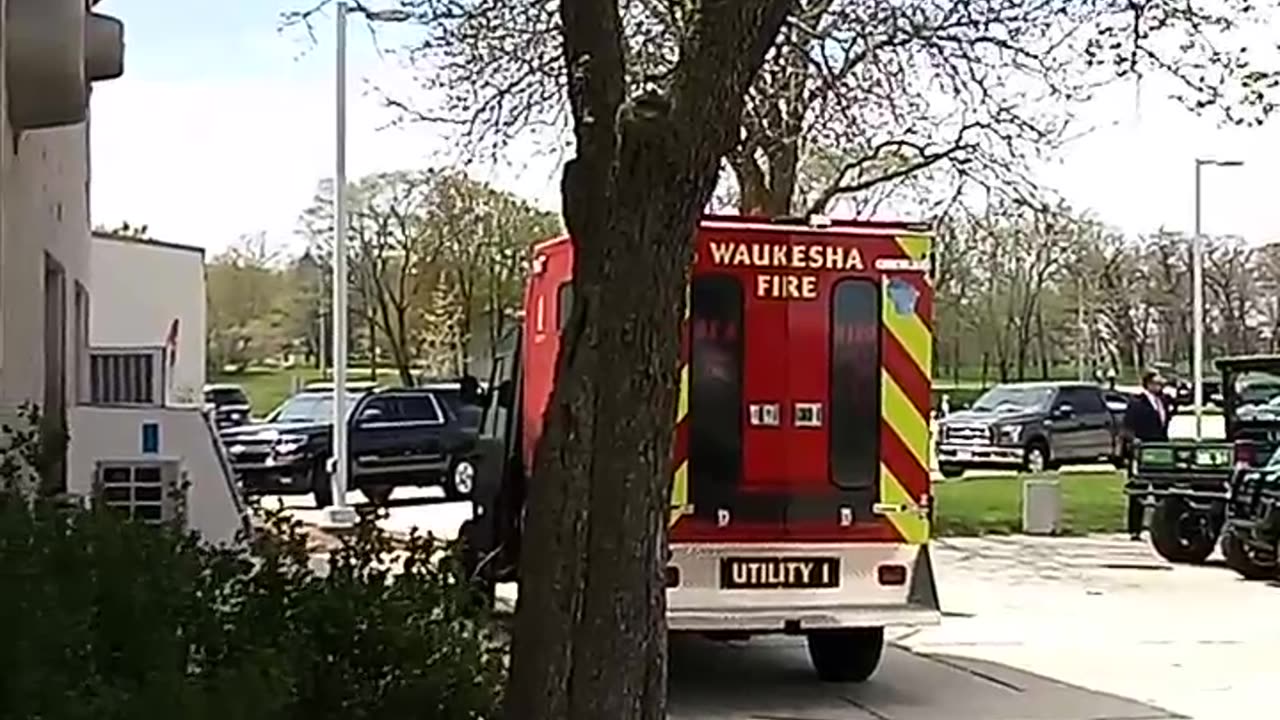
521,216 -> 934,548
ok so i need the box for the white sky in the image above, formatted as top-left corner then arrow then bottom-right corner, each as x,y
88,8 -> 1280,254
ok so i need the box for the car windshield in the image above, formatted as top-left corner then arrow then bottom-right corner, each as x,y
1233,371 -> 1280,420
205,387 -> 248,406
271,392 -> 360,423
971,386 -> 1054,413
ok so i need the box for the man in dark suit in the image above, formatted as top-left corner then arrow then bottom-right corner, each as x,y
1122,370 -> 1171,539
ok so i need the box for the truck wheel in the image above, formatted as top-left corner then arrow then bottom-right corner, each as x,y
939,464 -> 965,480
444,459 -> 478,501
1221,527 -> 1277,580
806,627 -> 884,683
1150,498 -> 1216,564
363,484 -> 393,506
458,518 -> 497,611
1022,441 -> 1049,475
312,462 -> 334,509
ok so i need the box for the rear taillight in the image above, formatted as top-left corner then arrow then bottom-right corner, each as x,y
1235,442 -> 1257,469
877,564 -> 907,586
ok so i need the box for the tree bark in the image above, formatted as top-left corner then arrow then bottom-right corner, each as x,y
503,2 -> 791,718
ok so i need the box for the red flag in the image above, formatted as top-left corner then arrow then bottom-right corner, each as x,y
165,318 -> 179,366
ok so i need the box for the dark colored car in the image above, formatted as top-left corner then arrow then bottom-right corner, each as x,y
221,385 -> 483,507
936,382 -> 1121,479
204,383 -> 252,429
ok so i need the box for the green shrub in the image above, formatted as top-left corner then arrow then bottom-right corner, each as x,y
0,412 -> 504,720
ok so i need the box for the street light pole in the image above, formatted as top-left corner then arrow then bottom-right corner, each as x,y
1191,158 -> 1243,441
1192,160 -> 1204,440
322,2 -> 414,525
325,0 -> 357,524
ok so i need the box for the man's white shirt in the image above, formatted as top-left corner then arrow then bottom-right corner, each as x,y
1144,390 -> 1166,425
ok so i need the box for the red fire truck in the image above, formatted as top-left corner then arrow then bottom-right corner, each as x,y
463,214 -> 940,682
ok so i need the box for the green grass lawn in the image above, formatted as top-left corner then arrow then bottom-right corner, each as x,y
211,366 -> 406,416
933,472 -> 1127,537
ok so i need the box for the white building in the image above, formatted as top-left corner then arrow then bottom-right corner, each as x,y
1,0 -> 124,440
90,231 -> 207,405
1,1 -> 245,543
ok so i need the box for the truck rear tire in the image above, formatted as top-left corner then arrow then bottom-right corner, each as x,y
1150,498 -> 1217,564
806,627 -> 884,683
1221,527 -> 1277,580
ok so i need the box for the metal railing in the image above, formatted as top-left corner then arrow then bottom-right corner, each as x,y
87,346 -> 166,406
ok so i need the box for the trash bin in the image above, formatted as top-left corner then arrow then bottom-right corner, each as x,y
1022,478 -> 1061,535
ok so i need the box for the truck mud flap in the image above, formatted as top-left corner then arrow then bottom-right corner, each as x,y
907,544 -> 940,613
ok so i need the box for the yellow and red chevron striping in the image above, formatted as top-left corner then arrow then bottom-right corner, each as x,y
878,234 -> 933,544
670,283 -> 692,527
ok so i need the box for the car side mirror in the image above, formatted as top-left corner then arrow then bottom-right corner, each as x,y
496,379 -> 515,410
1053,403 -> 1074,420
357,407 -> 384,424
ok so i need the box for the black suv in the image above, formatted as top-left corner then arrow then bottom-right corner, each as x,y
221,384 -> 483,507
204,383 -> 252,429
936,382 -> 1121,478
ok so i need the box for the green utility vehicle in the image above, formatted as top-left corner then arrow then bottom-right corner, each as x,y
1126,356 -> 1280,564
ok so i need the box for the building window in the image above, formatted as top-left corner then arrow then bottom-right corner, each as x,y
43,254 -> 68,494
74,282 -> 90,403
89,349 -> 164,405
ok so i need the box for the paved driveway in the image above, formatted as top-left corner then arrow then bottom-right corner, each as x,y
281,494 -> 1275,720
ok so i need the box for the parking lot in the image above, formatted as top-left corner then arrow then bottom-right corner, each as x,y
278,489 -> 1278,720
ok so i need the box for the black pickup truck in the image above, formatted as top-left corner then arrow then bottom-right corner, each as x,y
221,383 -> 484,507
936,382 -> 1123,478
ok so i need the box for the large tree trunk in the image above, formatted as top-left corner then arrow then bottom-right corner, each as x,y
503,2 -> 790,718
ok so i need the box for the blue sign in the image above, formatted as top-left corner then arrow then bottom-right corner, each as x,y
141,422 -> 160,454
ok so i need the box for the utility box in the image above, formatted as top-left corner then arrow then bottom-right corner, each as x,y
1022,478 -> 1061,535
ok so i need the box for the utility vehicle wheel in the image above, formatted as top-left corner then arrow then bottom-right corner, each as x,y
1221,527 -> 1277,580
806,627 -> 884,683
363,484 -> 393,506
1150,498 -> 1217,564
311,462 -> 333,509
939,464 -> 965,480
458,518 -> 497,610
1023,441 -> 1049,475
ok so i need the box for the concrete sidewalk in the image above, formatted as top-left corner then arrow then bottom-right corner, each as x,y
904,536 -> 1279,720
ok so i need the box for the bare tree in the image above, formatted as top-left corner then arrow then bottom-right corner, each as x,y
299,171 -> 444,386
1205,235 -> 1259,355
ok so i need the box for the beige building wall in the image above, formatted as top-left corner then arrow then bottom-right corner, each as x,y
1,0 -> 124,432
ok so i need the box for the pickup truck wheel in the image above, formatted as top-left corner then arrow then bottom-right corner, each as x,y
363,484 -> 393,506
1150,497 -> 1216,564
444,459 -> 477,501
1022,442 -> 1049,475
939,464 -> 965,480
1221,527 -> 1277,580
311,462 -> 334,509
807,627 -> 884,683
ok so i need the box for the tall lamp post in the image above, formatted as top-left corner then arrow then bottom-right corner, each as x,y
1192,157 -> 1243,441
324,1 -> 413,525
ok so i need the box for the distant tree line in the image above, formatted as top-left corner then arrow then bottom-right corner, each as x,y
205,168 -> 560,382
935,200 -> 1280,385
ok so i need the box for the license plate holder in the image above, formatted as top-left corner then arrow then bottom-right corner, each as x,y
955,449 -> 973,460
720,556 -> 840,589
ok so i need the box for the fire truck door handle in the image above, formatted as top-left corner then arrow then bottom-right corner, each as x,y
873,496 -> 930,517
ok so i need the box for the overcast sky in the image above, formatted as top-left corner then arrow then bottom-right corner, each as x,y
89,0 -> 1280,254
